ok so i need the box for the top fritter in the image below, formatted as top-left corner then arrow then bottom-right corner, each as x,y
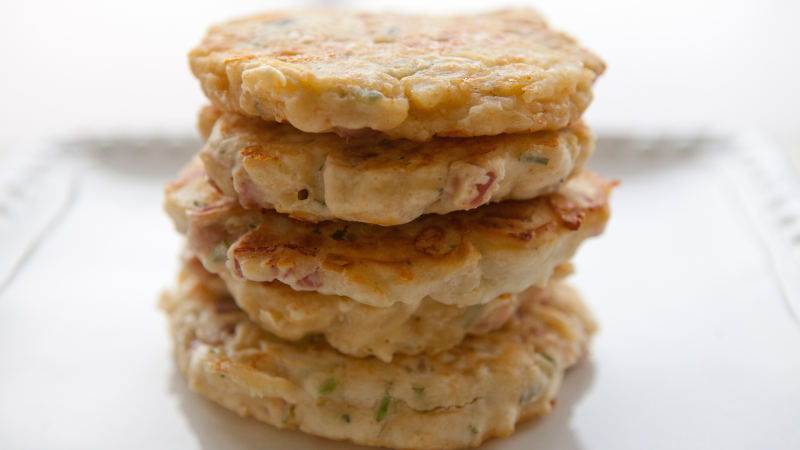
189,9 -> 605,141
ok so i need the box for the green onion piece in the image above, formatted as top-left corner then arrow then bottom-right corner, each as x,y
518,385 -> 541,404
469,425 -> 479,437
319,378 -> 338,395
412,387 -> 425,398
281,405 -> 295,423
376,396 -> 391,421
519,154 -> 550,165
211,241 -> 227,262
342,414 -> 350,423
538,352 -> 556,366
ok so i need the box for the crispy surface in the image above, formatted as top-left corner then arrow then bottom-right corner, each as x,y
189,9 -> 604,141
200,108 -> 594,225
161,264 -> 595,449
183,253 -> 572,362
165,160 -> 612,307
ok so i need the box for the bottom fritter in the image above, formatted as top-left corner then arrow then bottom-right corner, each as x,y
161,266 -> 596,449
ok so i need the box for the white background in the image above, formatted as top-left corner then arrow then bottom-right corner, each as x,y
0,0 -> 799,173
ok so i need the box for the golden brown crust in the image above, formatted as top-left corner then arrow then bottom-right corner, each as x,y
189,9 -> 605,141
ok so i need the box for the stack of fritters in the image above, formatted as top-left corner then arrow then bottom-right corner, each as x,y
162,9 -> 611,449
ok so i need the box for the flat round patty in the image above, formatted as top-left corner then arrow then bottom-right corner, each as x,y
164,160 -> 612,308
189,9 -> 604,141
200,108 -> 594,225
182,251 -> 574,362
161,262 -> 595,449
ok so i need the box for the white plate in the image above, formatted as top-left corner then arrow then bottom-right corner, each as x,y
0,132 -> 798,449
